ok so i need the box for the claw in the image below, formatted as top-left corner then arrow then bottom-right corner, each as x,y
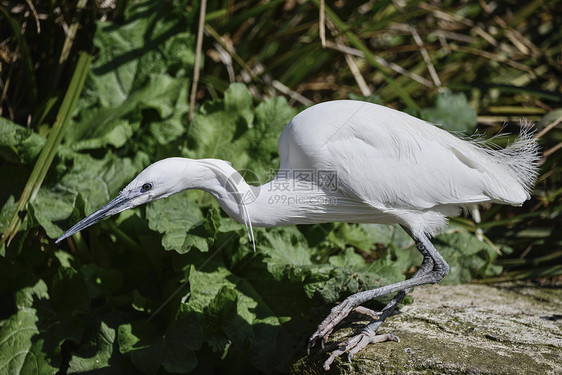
308,297 -> 361,350
309,288 -> 408,369
322,331 -> 400,370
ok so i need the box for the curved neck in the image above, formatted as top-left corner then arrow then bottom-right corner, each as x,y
193,160 -> 321,226
193,159 -> 369,229
191,159 -> 254,223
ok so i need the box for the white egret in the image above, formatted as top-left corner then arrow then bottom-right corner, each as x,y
56,100 -> 540,369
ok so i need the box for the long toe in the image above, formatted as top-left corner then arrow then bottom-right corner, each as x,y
309,298 -> 360,348
322,331 -> 400,370
352,306 -> 381,320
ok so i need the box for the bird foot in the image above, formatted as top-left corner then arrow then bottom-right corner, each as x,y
308,300 -> 380,350
321,330 -> 400,370
353,306 -> 381,320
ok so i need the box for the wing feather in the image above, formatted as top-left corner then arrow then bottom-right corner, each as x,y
279,101 -> 533,212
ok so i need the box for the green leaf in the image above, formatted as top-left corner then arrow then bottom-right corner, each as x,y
68,322 -> 115,373
131,290 -> 151,313
328,223 -> 376,252
421,91 -> 477,133
435,229 -> 502,284
80,264 -> 124,299
0,117 -> 45,164
0,310 -> 57,375
87,1 -> 193,108
260,227 -> 312,266
224,83 -> 254,125
0,196 -> 17,236
118,315 -> 201,374
69,74 -> 189,151
65,0 -> 194,155
149,81 -> 189,145
186,100 -> 245,162
257,227 -> 399,305
30,188 -> 75,238
67,118 -> 134,151
59,152 -> 137,215
145,190 -> 207,253
51,267 -> 89,317
185,262 -> 296,373
1,52 -> 91,247
329,247 -> 366,269
252,96 -> 298,159
360,223 -> 412,249
14,279 -> 49,309
0,280 -> 57,375
28,152 -> 137,242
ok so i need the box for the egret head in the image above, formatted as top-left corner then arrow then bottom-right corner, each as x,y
55,158 -> 194,243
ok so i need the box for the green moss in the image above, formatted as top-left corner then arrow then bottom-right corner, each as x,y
295,283 -> 562,374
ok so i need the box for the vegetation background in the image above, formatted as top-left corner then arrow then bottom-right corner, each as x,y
0,0 -> 560,374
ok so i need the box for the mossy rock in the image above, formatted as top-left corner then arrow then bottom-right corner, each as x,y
295,283 -> 562,374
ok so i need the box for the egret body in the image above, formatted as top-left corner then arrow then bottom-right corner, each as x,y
56,100 -> 539,369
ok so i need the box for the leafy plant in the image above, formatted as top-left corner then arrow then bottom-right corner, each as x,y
1,0 -> 560,374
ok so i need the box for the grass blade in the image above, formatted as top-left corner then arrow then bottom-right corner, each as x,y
1,52 -> 92,247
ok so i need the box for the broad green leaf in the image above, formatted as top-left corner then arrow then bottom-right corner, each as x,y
185,264 -> 234,313
145,190 -> 206,253
30,188 -> 75,238
131,290 -> 151,313
149,81 -> 189,145
68,118 -> 134,151
184,85 -> 297,188
58,153 -> 137,214
360,223 -> 413,249
257,227 -> 397,304
0,196 -> 17,235
51,267 -> 89,317
252,96 -> 298,162
0,280 -> 57,375
66,0 -> 194,156
185,262 -> 296,373
86,0 -> 193,108
53,249 -> 74,268
69,74 -> 189,150
328,223 -> 377,251
224,83 -> 254,126
0,117 -> 45,164
435,230 -> 502,284
186,85 -> 254,167
186,100 -> 244,161
117,324 -> 139,354
421,91 -> 477,133
329,247 -> 367,269
118,315 -> 201,374
14,279 -> 49,309
68,322 -> 115,374
0,310 -> 57,375
260,227 -> 312,266
28,152 -> 137,241
80,264 -> 124,299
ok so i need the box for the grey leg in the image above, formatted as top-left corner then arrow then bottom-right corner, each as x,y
317,249 -> 434,344
309,229 -> 449,370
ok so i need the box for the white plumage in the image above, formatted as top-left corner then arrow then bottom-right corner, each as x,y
56,100 -> 540,369
273,100 -> 538,235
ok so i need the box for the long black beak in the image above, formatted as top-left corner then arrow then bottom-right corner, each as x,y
55,193 -> 135,243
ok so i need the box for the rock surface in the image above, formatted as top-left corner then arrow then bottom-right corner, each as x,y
294,283 -> 562,374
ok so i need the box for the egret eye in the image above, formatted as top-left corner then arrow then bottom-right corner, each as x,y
141,183 -> 153,193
